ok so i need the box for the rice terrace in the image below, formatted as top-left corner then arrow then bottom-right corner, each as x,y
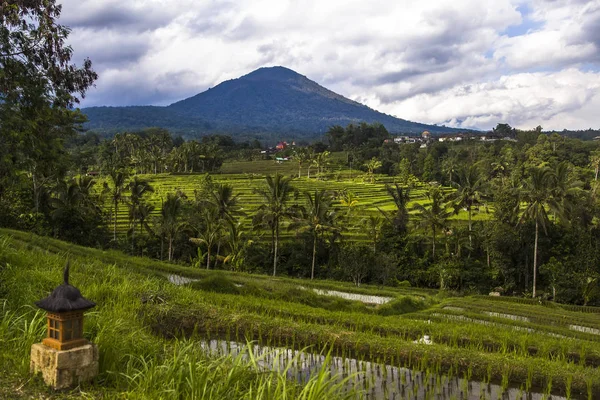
2,0 -> 600,399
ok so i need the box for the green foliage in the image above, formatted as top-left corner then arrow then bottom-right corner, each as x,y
192,274 -> 240,295
377,296 -> 431,316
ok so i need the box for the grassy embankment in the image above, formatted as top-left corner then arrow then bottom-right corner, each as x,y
1,228 -> 599,399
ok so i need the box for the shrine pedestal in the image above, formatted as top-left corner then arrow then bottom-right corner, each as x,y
30,342 -> 98,389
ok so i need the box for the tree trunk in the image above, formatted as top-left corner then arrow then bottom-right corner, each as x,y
307,166 -> 311,179
298,163 -> 302,179
215,240 -> 221,269
468,207 -> 472,247
32,172 -> 39,213
432,226 -> 436,259
114,200 -> 118,241
131,217 -> 136,253
206,247 -> 211,269
168,236 -> 173,261
311,234 -> 317,280
595,166 -> 599,181
273,223 -> 279,276
533,221 -> 538,298
160,236 -> 164,261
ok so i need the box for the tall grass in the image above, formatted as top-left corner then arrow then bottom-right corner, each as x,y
0,232 -> 354,399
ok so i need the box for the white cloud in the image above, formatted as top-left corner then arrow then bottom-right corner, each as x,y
383,69 -> 600,130
58,0 -> 600,130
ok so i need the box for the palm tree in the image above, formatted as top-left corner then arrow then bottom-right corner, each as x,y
413,185 -> 452,259
190,207 -> 220,269
253,173 -> 294,276
363,215 -> 383,253
379,183 -> 411,233
159,192 -> 185,261
451,165 -> 486,245
128,176 -> 154,251
138,202 -> 155,236
441,154 -> 460,184
339,190 -> 359,217
293,148 -> 311,178
108,169 -> 128,241
312,151 -> 330,179
223,221 -> 251,271
364,157 -> 382,183
290,189 -> 338,279
207,183 -> 245,268
517,166 -> 562,298
550,161 -> 581,221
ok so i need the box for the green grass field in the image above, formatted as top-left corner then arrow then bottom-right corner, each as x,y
1,229 -> 599,399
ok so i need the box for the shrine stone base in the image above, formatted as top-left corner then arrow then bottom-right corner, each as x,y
30,343 -> 98,389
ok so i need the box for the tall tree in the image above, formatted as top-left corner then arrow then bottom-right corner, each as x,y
451,165 -> 486,245
254,174 -> 294,276
293,147 -> 311,178
0,1 -> 97,221
291,189 -> 338,279
190,207 -> 220,269
441,153 -> 460,185
312,151 -> 330,178
364,157 -> 382,183
159,192 -> 185,261
380,183 -> 411,233
517,166 -> 562,298
127,177 -> 154,251
107,170 -> 129,241
207,183 -> 244,268
413,185 -> 451,259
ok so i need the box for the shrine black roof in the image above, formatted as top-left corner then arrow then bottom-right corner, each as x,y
35,264 -> 95,313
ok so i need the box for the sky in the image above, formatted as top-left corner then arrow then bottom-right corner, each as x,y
59,0 -> 600,131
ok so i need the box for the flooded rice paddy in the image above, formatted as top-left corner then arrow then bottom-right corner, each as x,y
199,338 -> 570,400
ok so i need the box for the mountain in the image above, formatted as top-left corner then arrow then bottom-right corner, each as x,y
82,66 -> 465,140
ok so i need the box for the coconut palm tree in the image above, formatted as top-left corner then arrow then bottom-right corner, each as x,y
253,173 -> 294,276
290,189 -> 338,279
127,176 -> 154,251
190,207 -> 220,269
312,151 -> 330,179
223,221 -> 251,271
451,165 -> 486,245
207,183 -> 245,268
413,185 -> 452,259
517,166 -> 562,298
108,169 -> 128,241
363,215 -> 383,253
380,183 -> 411,233
364,157 -> 382,183
550,161 -> 582,221
138,202 -> 155,236
441,153 -> 460,184
293,147 -> 311,178
159,192 -> 185,261
339,189 -> 359,217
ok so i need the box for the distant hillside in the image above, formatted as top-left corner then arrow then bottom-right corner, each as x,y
82,66 -> 466,140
